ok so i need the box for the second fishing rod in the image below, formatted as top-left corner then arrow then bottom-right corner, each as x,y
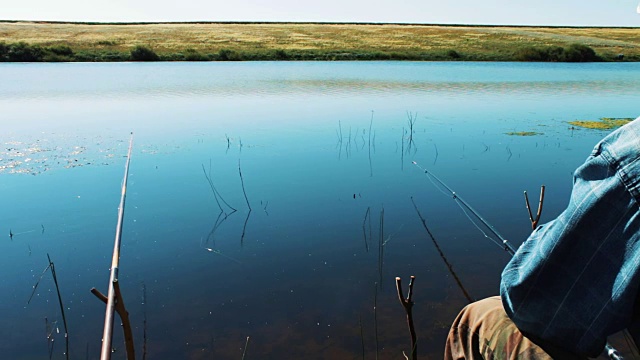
411,160 -> 624,360
411,161 -> 516,255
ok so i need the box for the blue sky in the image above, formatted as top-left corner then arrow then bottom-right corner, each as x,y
3,0 -> 640,26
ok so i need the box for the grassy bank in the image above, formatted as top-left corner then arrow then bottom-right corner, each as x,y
1,21 -> 639,62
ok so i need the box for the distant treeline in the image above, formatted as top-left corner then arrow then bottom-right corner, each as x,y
2,20 -> 638,29
0,41 -> 620,62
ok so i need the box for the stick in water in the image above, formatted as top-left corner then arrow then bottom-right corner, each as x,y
238,159 -> 251,211
396,276 -> 417,360
47,254 -> 69,360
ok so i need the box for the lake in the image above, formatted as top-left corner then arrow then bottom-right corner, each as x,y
1,61 -> 639,359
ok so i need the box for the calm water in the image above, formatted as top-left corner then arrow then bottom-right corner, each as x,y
1,62 -> 639,359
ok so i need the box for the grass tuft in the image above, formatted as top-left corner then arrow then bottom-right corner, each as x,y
505,131 -> 543,136
569,117 -> 634,130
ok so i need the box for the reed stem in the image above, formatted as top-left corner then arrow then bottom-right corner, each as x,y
359,315 -> 365,360
368,111 -> 373,177
362,207 -> 370,252
47,254 -> 69,360
238,159 -> 251,211
374,283 -> 379,360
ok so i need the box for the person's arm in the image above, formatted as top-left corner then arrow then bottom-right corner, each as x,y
501,119 -> 640,357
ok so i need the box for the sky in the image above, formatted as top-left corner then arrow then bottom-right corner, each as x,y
2,0 -> 640,26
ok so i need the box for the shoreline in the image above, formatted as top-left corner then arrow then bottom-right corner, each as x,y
1,21 -> 639,62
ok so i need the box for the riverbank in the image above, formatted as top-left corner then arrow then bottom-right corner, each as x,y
1,21 -> 639,61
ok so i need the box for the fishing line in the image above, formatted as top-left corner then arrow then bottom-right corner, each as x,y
412,161 -> 515,255
412,160 -> 625,360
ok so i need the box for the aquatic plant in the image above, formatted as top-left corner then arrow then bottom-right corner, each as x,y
569,117 -> 634,130
504,131 -> 543,136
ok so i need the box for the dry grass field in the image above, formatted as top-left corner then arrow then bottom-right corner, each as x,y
1,21 -> 639,61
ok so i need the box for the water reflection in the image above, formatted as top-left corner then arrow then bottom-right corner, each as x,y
1,62 -> 640,101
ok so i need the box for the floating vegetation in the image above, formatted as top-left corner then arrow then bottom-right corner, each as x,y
0,134 -> 126,175
504,131 -> 543,136
569,117 -> 634,130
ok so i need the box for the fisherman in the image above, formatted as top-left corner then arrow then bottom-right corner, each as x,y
444,116 -> 640,359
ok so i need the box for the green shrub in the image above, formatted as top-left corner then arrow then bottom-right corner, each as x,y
562,43 -> 599,62
5,42 -> 44,61
515,44 -> 599,62
447,49 -> 461,59
274,49 -> 289,60
184,49 -> 208,61
514,47 -> 547,61
0,42 -> 8,60
217,49 -> 242,61
95,40 -> 119,46
47,45 -> 73,56
130,45 -> 160,61
42,54 -> 72,62
545,46 -> 565,61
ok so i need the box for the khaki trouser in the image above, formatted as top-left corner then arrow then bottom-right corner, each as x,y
445,296 -> 585,360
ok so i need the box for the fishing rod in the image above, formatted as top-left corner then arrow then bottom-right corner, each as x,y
411,161 -> 516,255
100,133 -> 134,360
411,160 -> 625,360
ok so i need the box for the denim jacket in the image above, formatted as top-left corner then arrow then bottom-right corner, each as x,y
501,117 -> 640,357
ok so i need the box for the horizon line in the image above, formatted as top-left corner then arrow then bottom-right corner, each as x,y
1,19 -> 638,29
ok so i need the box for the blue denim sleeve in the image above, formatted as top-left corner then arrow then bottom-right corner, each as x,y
501,118 -> 640,357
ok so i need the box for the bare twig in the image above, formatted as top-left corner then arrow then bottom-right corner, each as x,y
47,254 -> 69,360
359,315 -> 365,360
368,111 -> 373,177
202,164 -> 224,213
348,127 -> 352,157
241,336 -> 250,360
401,127 -> 405,170
241,210 -> 252,246
362,207 -> 370,252
202,163 -> 237,213
524,185 -> 545,230
238,159 -> 251,211
91,283 -> 135,360
378,207 -> 385,289
374,283 -> 379,360
142,282 -> 147,360
396,276 -> 417,360
406,112 -> 417,154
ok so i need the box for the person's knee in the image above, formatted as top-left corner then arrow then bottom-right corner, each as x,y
446,297 -> 503,360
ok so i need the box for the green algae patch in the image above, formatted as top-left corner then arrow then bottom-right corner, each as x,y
569,118 -> 634,130
505,131 -> 543,136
